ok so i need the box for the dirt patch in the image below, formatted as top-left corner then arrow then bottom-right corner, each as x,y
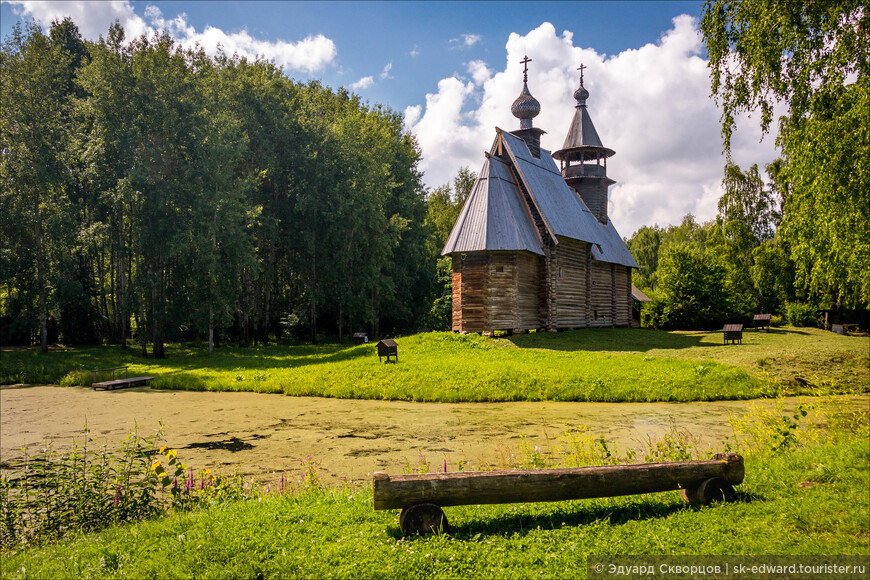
2,386 -> 866,485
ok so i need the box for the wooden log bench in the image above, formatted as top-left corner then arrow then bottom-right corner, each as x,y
723,323 -> 744,345
91,366 -> 154,390
373,453 -> 744,535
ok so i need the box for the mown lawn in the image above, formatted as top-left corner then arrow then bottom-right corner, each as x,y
2,435 -> 867,579
1,328 -> 866,402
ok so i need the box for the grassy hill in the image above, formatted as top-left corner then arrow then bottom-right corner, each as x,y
1,328 -> 866,402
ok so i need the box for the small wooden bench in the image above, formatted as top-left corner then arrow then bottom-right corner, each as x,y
723,323 -> 743,345
91,366 -> 154,390
753,314 -> 771,332
374,454 -> 744,535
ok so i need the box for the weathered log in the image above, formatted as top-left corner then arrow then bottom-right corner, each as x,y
373,454 -> 743,511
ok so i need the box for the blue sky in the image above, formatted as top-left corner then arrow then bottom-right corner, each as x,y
2,1 -> 777,236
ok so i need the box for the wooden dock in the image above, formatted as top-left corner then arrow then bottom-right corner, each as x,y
92,376 -> 154,390
91,366 -> 154,390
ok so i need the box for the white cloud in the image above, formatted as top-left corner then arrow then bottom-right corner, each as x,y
405,17 -> 779,237
450,33 -> 481,49
7,1 -> 337,74
380,62 -> 393,80
410,45 -> 420,57
351,76 -> 374,90
467,60 -> 491,86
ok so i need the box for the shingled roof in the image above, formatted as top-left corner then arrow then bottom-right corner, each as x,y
442,154 -> 543,255
442,129 -> 638,269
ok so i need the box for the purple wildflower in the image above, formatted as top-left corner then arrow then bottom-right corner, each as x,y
443,460 -> 447,473
114,485 -> 120,506
200,476 -> 205,490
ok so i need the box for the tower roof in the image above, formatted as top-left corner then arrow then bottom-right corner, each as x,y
552,66 -> 615,162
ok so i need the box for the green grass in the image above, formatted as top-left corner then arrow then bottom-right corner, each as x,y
2,435 -> 867,579
1,328 -> 866,402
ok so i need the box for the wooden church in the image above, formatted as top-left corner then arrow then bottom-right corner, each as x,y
442,59 -> 638,334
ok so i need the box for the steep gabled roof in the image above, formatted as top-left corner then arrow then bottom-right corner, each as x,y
441,155 -> 543,256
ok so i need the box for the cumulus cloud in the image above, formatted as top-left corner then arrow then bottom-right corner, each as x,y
7,0 -> 337,74
351,76 -> 374,90
467,60 -> 491,86
405,16 -> 779,236
410,44 -> 420,57
451,33 -> 481,49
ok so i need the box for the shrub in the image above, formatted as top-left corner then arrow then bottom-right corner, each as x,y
58,370 -> 92,387
785,302 -> 820,327
0,427 -> 257,548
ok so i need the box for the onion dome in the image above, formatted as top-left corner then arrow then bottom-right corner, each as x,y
511,55 -> 540,130
511,83 -> 541,127
573,83 -> 589,105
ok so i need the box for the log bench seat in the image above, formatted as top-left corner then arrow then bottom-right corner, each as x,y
374,453 -> 744,535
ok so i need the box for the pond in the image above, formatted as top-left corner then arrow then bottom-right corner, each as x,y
2,385 -> 866,484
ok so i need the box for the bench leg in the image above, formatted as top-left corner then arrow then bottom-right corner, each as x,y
399,503 -> 449,535
681,477 -> 737,505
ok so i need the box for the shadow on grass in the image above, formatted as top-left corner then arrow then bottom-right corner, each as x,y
507,328 -> 715,353
389,498 -> 694,540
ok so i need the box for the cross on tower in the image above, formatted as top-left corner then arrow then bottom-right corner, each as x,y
577,62 -> 586,84
521,55 -> 531,82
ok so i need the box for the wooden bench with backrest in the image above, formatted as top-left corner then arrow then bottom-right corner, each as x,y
91,366 -> 154,391
373,453 -> 744,535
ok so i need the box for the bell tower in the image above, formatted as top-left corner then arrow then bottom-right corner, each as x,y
552,65 -> 615,224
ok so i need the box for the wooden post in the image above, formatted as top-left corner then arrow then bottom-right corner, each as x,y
373,454 -> 743,511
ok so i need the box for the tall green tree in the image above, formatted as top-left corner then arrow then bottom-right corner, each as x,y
0,23 -> 75,351
701,0 -> 870,307
649,245 -> 731,330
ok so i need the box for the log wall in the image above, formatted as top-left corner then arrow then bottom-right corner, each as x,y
614,266 -> 632,326
452,251 -> 543,333
452,251 -> 633,332
516,252 -> 543,330
589,259 -> 613,327
548,237 -> 588,329
452,254 -> 487,333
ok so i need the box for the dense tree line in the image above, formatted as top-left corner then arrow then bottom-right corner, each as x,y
627,162 -> 796,329
700,0 -> 869,311
629,0 -> 868,330
1,20 -> 432,354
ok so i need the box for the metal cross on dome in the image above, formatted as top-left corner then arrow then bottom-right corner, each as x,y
577,62 -> 586,84
521,55 -> 531,82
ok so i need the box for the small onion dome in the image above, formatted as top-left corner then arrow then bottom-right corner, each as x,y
511,82 -> 541,123
573,83 -> 589,105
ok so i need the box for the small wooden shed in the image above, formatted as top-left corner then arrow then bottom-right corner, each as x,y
753,314 -> 771,332
352,332 -> 368,345
377,339 -> 398,363
723,324 -> 743,345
